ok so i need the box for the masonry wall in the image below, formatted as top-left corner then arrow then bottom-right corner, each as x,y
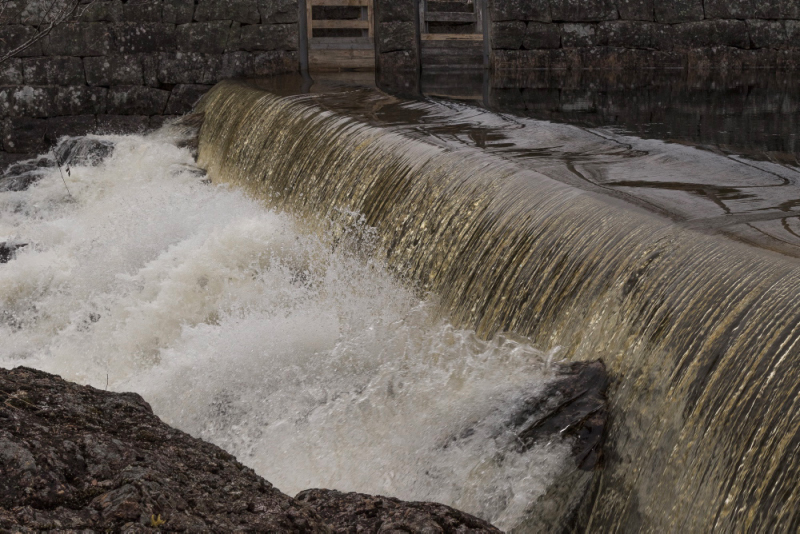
0,0 -> 299,164
490,0 -> 800,70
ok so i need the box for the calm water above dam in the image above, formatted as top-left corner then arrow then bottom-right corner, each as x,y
2,70 -> 800,532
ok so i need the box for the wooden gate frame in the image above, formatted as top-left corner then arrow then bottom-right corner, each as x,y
306,0 -> 376,71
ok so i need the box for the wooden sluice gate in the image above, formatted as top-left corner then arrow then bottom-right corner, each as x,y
419,0 -> 488,70
305,0 -> 376,71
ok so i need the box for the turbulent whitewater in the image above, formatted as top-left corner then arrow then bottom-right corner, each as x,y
194,80 -> 800,532
0,129 -> 577,530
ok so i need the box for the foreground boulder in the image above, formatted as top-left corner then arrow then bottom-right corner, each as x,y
0,367 -> 501,533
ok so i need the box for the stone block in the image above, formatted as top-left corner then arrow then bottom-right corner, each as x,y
777,49 -> 800,69
752,0 -> 783,18
0,60 -> 24,85
781,0 -> 800,18
738,48 -> 779,68
195,0 -> 261,24
163,0 -> 196,24
377,50 -> 417,74
617,0 -> 654,21
142,54 -> 160,86
42,22 -> 113,56
523,22 -> 562,49
97,115 -> 152,134
489,0 -> 551,22
177,21 -> 236,54
561,23 -> 597,47
0,0 -> 23,23
22,57 -> 86,85
258,0 -> 299,23
227,22 -> 243,50
123,0 -> 163,22
654,0 -> 703,23
2,117 -> 48,153
46,116 -> 98,145
79,0 -> 124,22
0,86 -> 59,118
550,0 -> 618,22
84,55 -> 145,86
378,21 -> 415,53
787,21 -> 800,48
219,52 -> 255,77
493,48 -> 573,70
240,23 -> 298,51
164,84 -> 214,114
670,20 -> 750,49
492,21 -> 526,49
0,26 -> 44,57
378,0 -> 415,23
596,21 -> 659,49
113,22 -> 177,53
157,52 -> 224,84
108,86 -> 170,115
253,51 -> 299,74
54,86 -> 108,116
747,20 -> 788,49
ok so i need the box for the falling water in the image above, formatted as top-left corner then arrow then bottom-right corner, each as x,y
196,80 -> 800,532
0,128 -> 582,531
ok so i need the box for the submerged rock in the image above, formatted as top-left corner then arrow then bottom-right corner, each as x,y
0,242 -> 26,263
0,367 -> 501,533
53,137 -> 115,168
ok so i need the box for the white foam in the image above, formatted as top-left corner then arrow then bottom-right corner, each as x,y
0,129 -> 569,529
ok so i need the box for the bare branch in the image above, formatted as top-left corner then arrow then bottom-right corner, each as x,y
0,0 -> 97,66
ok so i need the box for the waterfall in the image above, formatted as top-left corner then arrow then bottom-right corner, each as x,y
196,79 -> 800,532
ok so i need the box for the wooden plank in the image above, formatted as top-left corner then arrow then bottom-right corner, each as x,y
367,1 -> 373,38
310,41 -> 374,49
309,49 -> 375,70
310,37 -> 373,44
425,12 -> 476,22
421,33 -> 483,40
310,0 -> 369,5
421,38 -> 483,48
306,0 -> 313,39
312,19 -> 370,29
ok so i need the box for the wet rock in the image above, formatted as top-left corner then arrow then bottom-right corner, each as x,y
54,137 -> 115,168
510,360 -> 608,470
296,490 -> 502,534
0,155 -> 55,192
0,367 -> 333,533
0,242 -> 27,263
0,367 -> 503,533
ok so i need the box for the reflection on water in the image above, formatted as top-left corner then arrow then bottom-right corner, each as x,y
258,70 -> 800,257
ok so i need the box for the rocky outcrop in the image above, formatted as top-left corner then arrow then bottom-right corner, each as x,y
0,367 -> 504,533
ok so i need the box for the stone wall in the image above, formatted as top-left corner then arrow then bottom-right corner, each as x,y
375,0 -> 419,91
0,0 -> 299,164
489,0 -> 800,70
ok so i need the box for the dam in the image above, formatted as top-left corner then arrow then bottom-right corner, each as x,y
1,3 -> 800,527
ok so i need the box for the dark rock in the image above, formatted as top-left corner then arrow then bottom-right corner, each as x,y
746,20 -> 789,49
0,26 -> 43,58
0,367 -> 503,533
0,60 -> 23,86
157,53 -> 224,84
177,21 -> 238,54
42,23 -> 113,57
523,22 -> 562,50
669,20 -> 750,50
164,84 -> 214,115
509,360 -> 608,470
618,0 -> 655,21
79,0 -> 124,23
489,0 -> 551,22
46,116 -> 99,146
296,490 -> 502,534
654,0 -> 703,23
195,0 -> 262,24
596,21 -> 660,49
253,51 -> 300,75
53,86 -> 109,117
259,0 -> 299,23
0,154 -> 55,192
378,21 -> 415,53
550,0 -> 618,22
2,117 -> 48,153
220,52 -> 256,78
53,137 -> 115,168
162,0 -> 196,24
97,115 -> 152,134
492,21 -> 526,50
123,0 -> 164,23
85,55 -> 145,86
378,0 -> 416,23
704,0 -> 756,19
0,367 -> 333,533
240,23 -> 299,51
113,22 -> 177,54
0,242 -> 27,263
22,57 -> 85,86
561,23 -> 598,47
